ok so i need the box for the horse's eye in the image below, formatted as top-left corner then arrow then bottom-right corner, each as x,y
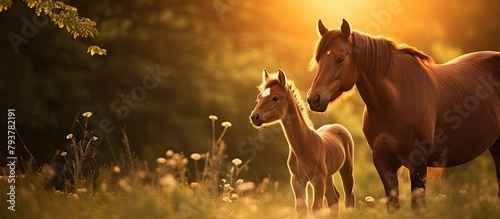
271,96 -> 279,102
336,56 -> 345,64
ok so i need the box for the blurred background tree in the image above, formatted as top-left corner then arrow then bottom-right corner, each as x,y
1,0 -> 499,188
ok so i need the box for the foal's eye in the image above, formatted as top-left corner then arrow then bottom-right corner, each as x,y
336,56 -> 345,64
271,96 -> 279,102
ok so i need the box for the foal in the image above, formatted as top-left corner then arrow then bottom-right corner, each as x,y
250,69 -> 355,218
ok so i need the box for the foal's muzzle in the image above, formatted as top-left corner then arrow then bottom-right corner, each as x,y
250,113 -> 264,126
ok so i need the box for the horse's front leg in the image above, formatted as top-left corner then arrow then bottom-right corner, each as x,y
406,143 -> 428,211
373,153 -> 402,214
311,174 -> 327,218
291,175 -> 308,218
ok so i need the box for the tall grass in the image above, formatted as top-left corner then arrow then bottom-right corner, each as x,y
0,113 -> 499,219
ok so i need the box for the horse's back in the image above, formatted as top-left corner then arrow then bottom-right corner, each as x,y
430,51 -> 500,166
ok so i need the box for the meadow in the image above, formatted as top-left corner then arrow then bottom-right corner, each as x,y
1,113 -> 500,219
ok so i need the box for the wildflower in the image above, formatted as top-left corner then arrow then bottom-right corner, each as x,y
232,158 -> 242,166
118,178 -> 132,192
365,196 -> 375,202
236,182 -> 256,192
236,179 -> 244,184
60,151 -> 68,156
190,153 -> 202,161
209,115 -> 218,120
76,188 -> 88,194
66,133 -> 73,139
160,175 -> 177,187
438,194 -> 447,198
182,158 -> 188,165
165,159 -> 177,167
459,189 -> 467,195
82,112 -> 93,118
92,136 -> 98,141
113,166 -> 121,173
190,182 -> 200,188
222,196 -> 232,203
222,179 -> 227,184
221,121 -> 232,128
166,150 -> 174,157
157,157 -> 167,164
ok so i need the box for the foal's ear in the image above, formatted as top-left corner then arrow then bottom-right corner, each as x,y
262,68 -> 270,82
317,19 -> 328,36
340,19 -> 351,39
277,68 -> 287,87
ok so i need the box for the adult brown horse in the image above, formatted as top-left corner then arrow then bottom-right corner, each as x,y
306,19 -> 500,213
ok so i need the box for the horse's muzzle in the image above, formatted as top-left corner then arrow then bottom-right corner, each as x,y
307,94 -> 328,112
250,113 -> 264,126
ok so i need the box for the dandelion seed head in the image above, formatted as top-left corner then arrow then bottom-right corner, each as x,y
82,112 -> 93,118
66,133 -> 73,139
221,121 -> 232,128
209,115 -> 218,120
365,196 -> 375,202
190,153 -> 202,161
232,158 -> 242,166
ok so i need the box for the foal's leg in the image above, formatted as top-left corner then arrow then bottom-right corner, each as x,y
340,139 -> 355,209
373,154 -> 402,213
291,175 -> 308,219
325,176 -> 340,218
488,137 -> 500,198
311,175 -> 327,218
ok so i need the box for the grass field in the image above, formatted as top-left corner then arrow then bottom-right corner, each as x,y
1,114 -> 499,219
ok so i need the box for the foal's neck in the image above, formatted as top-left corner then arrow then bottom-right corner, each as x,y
280,91 -> 316,155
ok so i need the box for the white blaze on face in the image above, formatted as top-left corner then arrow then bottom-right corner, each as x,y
261,87 -> 271,97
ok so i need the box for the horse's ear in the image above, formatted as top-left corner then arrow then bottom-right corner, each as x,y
277,68 -> 286,87
317,19 -> 328,36
341,19 -> 351,39
262,68 -> 270,82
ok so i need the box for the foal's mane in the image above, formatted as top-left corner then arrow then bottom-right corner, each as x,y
259,77 -> 313,127
310,30 -> 435,77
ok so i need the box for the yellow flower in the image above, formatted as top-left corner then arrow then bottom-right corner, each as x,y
209,115 -> 218,120
232,158 -> 242,166
221,121 -> 232,128
66,133 -> 73,139
82,112 -> 93,118
61,151 -> 68,156
190,153 -> 202,161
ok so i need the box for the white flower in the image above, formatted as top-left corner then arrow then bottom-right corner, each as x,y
232,158 -> 242,166
365,196 -> 375,202
222,196 -> 232,203
157,157 -> 167,164
190,153 -> 202,161
209,115 -> 218,120
166,150 -> 174,157
222,121 -> 232,128
82,112 -> 93,118
190,182 -> 200,188
92,136 -> 98,141
60,151 -> 68,157
459,189 -> 467,195
66,133 -> 73,139
236,179 -> 244,184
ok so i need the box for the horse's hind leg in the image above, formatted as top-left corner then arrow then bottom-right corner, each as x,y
488,137 -> 500,198
325,176 -> 340,218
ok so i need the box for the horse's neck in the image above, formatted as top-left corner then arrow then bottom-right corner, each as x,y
356,71 -> 393,116
280,94 -> 316,155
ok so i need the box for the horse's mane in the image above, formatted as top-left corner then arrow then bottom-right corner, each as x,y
309,30 -> 435,77
259,77 -> 313,128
